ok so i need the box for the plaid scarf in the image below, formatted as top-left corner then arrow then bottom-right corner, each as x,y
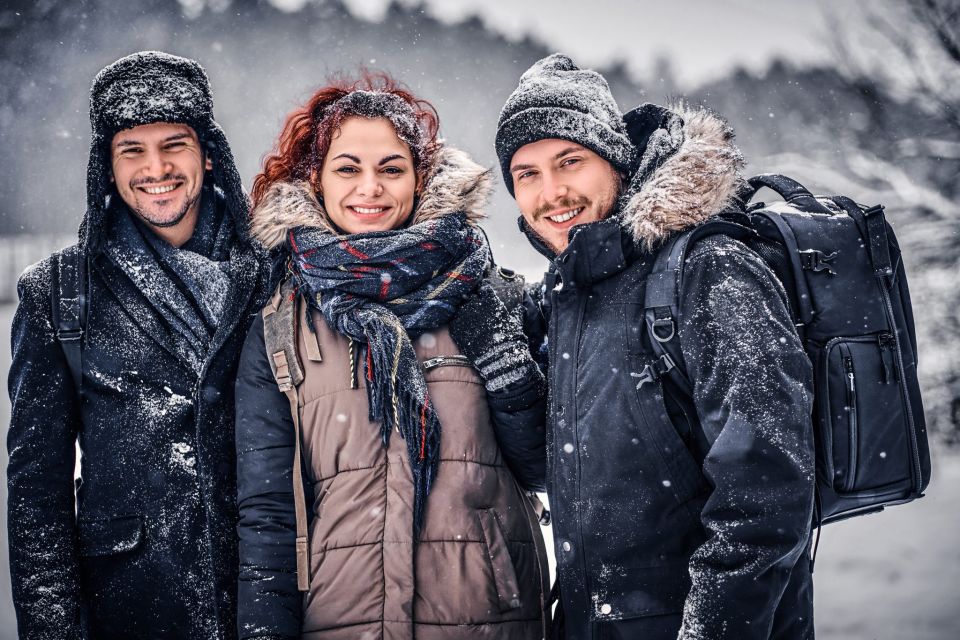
289,213 -> 490,537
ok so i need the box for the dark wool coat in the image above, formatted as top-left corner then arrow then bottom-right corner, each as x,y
235,147 -> 550,640
523,107 -> 817,640
7,189 -> 271,640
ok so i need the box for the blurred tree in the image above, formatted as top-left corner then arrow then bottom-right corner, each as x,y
832,0 -> 960,200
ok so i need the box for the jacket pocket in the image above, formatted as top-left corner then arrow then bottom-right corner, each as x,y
477,508 -> 522,613
77,514 -> 145,557
590,562 -> 689,621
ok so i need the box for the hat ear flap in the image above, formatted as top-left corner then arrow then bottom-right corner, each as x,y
81,133 -> 114,253
205,125 -> 252,241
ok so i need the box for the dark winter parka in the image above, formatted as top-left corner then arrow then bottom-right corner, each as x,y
235,146 -> 550,640
7,188 -> 270,639
523,107 -> 817,639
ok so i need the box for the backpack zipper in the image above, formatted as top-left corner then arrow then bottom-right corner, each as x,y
877,333 -> 897,385
842,349 -> 858,493
421,355 -> 473,371
879,287 -> 922,494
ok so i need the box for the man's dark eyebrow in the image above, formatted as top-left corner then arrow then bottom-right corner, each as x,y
163,132 -> 193,143
511,145 -> 586,173
378,154 -> 406,166
510,162 -> 535,174
553,145 -> 584,160
331,153 -> 361,163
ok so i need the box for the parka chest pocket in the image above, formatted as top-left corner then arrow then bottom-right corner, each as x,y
622,303 -> 708,507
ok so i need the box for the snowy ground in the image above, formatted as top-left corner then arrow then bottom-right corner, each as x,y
0,303 -> 958,638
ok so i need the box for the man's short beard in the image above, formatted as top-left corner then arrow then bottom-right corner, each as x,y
133,190 -> 201,228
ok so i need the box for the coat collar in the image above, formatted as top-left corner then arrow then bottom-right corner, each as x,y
250,145 -> 493,249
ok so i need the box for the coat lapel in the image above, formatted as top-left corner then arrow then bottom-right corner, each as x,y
203,243 -> 263,368
92,254 -> 196,372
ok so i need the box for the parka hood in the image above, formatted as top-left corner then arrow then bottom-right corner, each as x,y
250,145 -> 493,250
618,104 -> 745,250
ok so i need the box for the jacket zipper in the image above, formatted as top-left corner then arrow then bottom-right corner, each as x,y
841,347 -> 858,493
421,355 -> 473,371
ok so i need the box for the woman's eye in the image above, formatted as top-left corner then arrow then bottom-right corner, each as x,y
335,166 -> 358,174
383,166 -> 403,175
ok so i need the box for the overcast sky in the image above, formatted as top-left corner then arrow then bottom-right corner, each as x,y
267,0 -> 838,87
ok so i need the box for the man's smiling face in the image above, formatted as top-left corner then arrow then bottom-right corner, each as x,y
110,121 -> 210,231
510,138 -> 621,254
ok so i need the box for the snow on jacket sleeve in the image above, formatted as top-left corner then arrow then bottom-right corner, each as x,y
235,313 -> 302,640
482,284 -> 549,492
675,237 -> 815,639
6,257 -> 84,640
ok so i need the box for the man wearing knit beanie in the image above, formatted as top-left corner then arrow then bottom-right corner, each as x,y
7,51 -> 271,639
497,54 -> 816,639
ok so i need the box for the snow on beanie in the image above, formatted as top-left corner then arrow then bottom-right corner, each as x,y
495,53 -> 637,197
82,51 -> 249,251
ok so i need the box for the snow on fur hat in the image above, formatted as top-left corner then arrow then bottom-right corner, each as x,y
495,53 -> 637,197
81,50 -> 249,251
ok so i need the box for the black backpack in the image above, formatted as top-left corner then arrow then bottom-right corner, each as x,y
642,174 -> 930,527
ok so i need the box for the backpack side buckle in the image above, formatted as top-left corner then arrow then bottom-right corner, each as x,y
799,249 -> 838,276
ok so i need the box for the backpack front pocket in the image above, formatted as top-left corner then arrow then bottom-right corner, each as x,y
821,335 -> 911,494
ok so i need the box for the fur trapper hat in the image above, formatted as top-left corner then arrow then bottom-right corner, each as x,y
81,51 -> 248,251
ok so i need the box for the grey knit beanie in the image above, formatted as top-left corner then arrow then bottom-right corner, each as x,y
82,51 -> 249,251
495,53 -> 636,196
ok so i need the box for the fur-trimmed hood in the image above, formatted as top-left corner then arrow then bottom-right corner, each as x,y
619,104 -> 745,250
250,145 -> 493,250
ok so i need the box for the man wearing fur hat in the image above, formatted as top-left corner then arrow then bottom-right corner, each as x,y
497,54 -> 816,639
7,51 -> 271,639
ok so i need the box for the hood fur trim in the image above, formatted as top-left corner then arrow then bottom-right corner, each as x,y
621,105 -> 745,250
250,145 -> 493,249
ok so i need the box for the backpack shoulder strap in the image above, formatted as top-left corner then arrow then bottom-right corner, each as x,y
642,219 -> 752,397
261,278 -> 311,592
51,244 -> 88,397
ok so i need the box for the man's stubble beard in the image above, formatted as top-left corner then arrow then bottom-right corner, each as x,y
133,187 -> 201,229
534,182 -> 622,256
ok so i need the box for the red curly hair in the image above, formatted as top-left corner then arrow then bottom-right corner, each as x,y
251,71 -> 440,208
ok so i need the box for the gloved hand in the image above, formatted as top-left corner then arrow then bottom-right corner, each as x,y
449,279 -> 543,393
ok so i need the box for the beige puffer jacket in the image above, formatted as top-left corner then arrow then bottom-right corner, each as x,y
242,146 -> 550,640
295,304 -> 548,639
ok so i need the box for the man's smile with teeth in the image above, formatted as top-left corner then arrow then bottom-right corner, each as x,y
138,183 -> 181,195
547,207 -> 583,223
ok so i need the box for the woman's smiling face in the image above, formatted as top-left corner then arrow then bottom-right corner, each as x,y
319,116 -> 418,234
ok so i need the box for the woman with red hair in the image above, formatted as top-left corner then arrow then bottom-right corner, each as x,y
235,73 -> 549,639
